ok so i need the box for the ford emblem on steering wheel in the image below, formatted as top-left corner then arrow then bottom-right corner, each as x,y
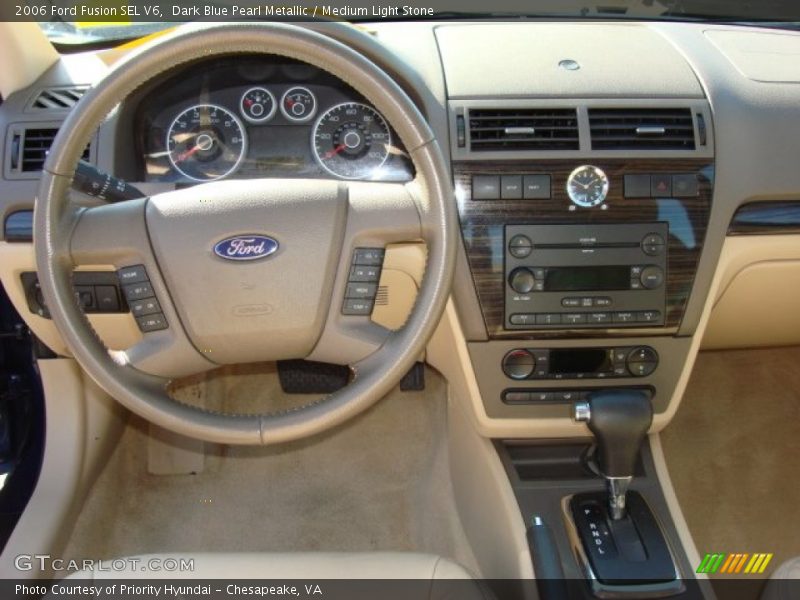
213,235 -> 279,261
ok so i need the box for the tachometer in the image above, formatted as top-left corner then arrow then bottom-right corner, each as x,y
167,104 -> 247,182
312,102 -> 391,180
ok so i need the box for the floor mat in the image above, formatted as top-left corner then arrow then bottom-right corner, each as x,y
62,365 -> 479,574
661,346 -> 800,578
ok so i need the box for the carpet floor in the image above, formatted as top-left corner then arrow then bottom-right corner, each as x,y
661,346 -> 800,579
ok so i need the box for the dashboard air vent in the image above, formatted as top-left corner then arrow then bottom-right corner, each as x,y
30,86 -> 88,110
469,108 -> 579,151
589,108 -> 696,150
9,128 -> 90,173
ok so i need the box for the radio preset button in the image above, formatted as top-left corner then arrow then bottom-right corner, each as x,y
536,313 -> 562,326
614,312 -> 636,323
640,266 -> 665,289
508,234 -> 533,258
509,313 -> 536,326
589,312 -> 612,324
638,310 -> 662,323
502,349 -> 536,380
563,313 -> 588,325
509,268 -> 536,293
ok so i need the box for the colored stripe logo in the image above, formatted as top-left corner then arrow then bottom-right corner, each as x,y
696,553 -> 773,574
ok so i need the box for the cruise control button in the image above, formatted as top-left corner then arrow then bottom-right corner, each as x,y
118,265 -> 149,284
123,282 -> 154,302
130,297 -> 161,317
136,313 -> 168,332
342,298 -> 374,315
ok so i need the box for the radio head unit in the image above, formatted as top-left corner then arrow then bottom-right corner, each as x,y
505,223 -> 667,329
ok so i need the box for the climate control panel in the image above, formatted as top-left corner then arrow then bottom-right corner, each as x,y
502,346 -> 659,381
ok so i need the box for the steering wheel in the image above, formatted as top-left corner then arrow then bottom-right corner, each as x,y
34,23 -> 456,445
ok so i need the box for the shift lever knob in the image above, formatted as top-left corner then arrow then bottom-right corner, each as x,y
574,389 -> 653,519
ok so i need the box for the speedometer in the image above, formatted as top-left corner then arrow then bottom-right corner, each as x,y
312,102 -> 391,180
167,104 -> 247,182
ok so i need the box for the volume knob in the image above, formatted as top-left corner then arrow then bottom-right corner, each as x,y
509,268 -> 536,294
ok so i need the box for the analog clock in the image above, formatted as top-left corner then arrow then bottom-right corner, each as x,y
566,165 -> 609,207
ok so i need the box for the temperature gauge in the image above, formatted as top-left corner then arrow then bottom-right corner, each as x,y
280,87 -> 317,123
240,87 -> 276,123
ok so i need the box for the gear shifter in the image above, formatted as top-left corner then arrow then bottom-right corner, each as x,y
573,389 -> 653,520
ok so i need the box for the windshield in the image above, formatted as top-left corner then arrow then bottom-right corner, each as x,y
36,0 -> 800,45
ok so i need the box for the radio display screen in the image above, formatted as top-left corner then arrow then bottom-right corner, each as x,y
544,266 -> 630,291
550,349 -> 612,375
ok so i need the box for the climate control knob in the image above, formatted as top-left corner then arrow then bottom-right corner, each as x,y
509,268 -> 536,294
502,349 -> 536,380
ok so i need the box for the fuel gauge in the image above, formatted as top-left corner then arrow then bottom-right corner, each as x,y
240,87 -> 276,123
280,87 -> 317,123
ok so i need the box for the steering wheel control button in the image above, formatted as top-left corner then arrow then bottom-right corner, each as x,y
641,233 -> 666,256
353,248 -> 385,266
342,299 -> 374,316
523,175 -> 551,199
626,346 -> 659,377
509,268 -> 536,294
508,235 -> 533,258
95,286 -> 120,312
624,174 -> 651,198
118,265 -> 149,284
130,298 -> 162,317
74,286 -> 96,310
345,283 -> 377,299
472,175 -> 500,200
342,248 -> 385,316
136,313 -> 168,333
640,266 -> 665,289
502,349 -> 536,380
349,265 -> 380,282
123,282 -> 154,302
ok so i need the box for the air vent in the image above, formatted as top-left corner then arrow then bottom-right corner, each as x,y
8,128 -> 90,173
589,108 -> 696,150
469,108 -> 579,151
30,86 -> 88,110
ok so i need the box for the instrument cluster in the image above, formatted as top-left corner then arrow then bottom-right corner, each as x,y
136,57 -> 414,184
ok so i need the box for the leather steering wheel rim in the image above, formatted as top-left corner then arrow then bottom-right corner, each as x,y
34,22 -> 456,445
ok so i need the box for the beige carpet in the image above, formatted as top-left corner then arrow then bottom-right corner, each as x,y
63,364 -> 479,574
661,346 -> 800,578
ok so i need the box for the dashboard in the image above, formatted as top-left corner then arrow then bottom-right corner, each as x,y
134,56 -> 414,184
